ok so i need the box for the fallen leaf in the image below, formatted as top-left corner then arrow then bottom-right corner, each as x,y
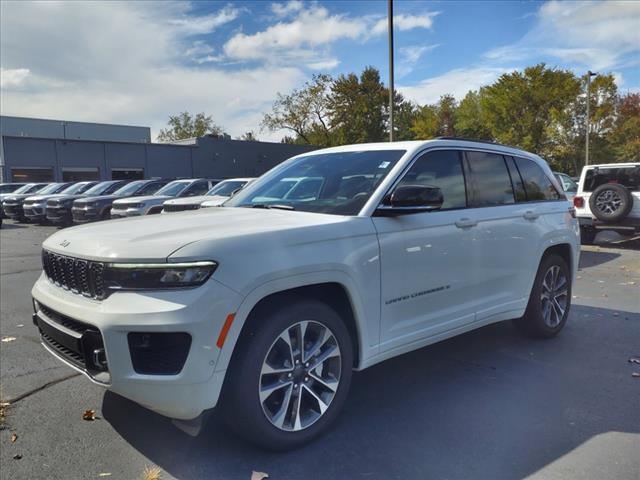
11,432 -> 17,443
13,454 -> 22,460
1,337 -> 16,343
632,372 -> 640,378
141,465 -> 162,480
82,409 -> 96,421
629,357 -> 640,365
629,281 -> 637,286
251,472 -> 269,480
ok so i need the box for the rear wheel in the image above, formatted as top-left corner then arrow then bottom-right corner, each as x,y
221,298 -> 353,450
515,254 -> 572,338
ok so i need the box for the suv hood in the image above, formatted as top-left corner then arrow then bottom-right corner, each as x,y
114,195 -> 171,205
75,194 -> 119,204
42,207 -> 364,262
25,194 -> 68,203
3,194 -> 35,202
164,195 -> 211,206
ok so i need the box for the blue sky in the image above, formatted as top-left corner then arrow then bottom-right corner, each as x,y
1,1 -> 638,141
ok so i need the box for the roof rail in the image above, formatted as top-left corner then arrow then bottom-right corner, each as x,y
435,136 -> 522,151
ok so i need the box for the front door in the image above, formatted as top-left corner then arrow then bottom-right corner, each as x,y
372,149 -> 477,352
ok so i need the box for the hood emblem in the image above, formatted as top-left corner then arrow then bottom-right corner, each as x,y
59,240 -> 71,248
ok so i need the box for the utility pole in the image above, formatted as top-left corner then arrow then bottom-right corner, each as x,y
585,70 -> 597,165
388,0 -> 394,142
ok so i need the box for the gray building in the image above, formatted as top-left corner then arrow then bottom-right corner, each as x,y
0,116 -> 316,182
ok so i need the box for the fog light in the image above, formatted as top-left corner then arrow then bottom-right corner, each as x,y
128,332 -> 191,375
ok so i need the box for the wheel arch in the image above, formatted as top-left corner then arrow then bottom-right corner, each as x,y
216,275 -> 369,376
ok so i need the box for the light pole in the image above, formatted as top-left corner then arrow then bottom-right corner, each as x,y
585,70 -> 597,165
388,0 -> 394,142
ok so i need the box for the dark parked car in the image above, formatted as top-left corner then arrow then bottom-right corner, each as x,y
0,183 -> 26,195
24,181 -> 98,223
1,183 -> 47,219
46,180 -> 129,225
3,183 -> 68,221
71,178 -> 171,223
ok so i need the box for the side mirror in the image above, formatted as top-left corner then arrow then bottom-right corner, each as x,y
376,184 -> 443,216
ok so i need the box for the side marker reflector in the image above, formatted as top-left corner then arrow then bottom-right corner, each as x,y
216,313 -> 236,348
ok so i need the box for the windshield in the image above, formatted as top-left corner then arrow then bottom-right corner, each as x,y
155,181 -> 190,197
61,182 -> 94,195
36,183 -> 67,195
0,184 -> 22,194
226,150 -> 406,215
84,181 -> 114,195
113,180 -> 146,196
207,180 -> 248,197
11,184 -> 35,194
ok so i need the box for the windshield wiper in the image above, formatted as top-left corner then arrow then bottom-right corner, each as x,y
250,204 -> 295,210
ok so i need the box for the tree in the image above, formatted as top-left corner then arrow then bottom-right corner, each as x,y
239,131 -> 258,141
157,112 -> 223,142
610,92 -> 640,161
480,64 -> 581,157
455,90 -> 492,140
411,95 -> 458,139
262,74 -> 333,146
329,66 -> 387,144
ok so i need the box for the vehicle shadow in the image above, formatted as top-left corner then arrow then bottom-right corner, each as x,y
102,304 -> 640,480
579,249 -> 621,269
0,222 -> 27,229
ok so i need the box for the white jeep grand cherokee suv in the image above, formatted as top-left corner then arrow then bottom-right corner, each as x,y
31,139 -> 579,449
573,163 -> 640,244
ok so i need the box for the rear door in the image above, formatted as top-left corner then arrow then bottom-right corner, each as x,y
461,150 -> 541,321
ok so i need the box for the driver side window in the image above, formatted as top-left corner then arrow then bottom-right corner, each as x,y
397,150 -> 467,209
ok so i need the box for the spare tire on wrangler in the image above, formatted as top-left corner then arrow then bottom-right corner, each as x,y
589,183 -> 633,222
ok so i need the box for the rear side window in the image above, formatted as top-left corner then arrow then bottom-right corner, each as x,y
398,150 -> 466,209
505,156 -> 527,202
514,157 -> 562,201
103,182 -> 125,195
137,182 -> 165,195
464,151 -> 515,207
183,180 -> 210,196
583,167 -> 640,192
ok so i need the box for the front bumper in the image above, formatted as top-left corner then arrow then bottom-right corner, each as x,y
71,207 -> 99,223
46,206 -> 72,223
110,207 -> 143,218
3,204 -> 24,219
24,205 -> 46,221
31,274 -> 242,419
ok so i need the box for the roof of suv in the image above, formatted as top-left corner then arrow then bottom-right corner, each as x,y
302,138 -> 542,162
582,163 -> 640,169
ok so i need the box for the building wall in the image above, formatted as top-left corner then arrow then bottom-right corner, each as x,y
1,135 -> 317,182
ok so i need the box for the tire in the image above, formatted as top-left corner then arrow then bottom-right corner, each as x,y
589,184 -> 633,222
514,254 -> 572,338
580,226 -> 597,245
221,298 -> 353,450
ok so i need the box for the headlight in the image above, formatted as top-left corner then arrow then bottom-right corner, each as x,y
127,203 -> 144,209
103,261 -> 217,291
84,202 -> 98,208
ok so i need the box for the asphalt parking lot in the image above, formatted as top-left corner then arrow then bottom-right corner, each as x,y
1,221 -> 639,480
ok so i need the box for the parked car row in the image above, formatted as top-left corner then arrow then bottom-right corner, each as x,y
0,177 -> 254,226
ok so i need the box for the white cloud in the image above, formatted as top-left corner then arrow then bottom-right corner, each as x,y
485,0 -> 640,71
397,44 -> 440,78
372,12 -> 439,35
0,68 -> 30,88
0,1 -> 302,141
271,1 -> 304,18
399,67 -> 511,105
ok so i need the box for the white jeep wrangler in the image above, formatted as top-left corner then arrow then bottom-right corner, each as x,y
31,139 -> 579,449
573,163 -> 640,244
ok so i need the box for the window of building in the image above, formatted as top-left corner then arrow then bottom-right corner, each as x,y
62,168 -> 99,181
11,167 -> 54,182
514,157 -> 562,201
464,151 -> 515,207
397,150 -> 466,209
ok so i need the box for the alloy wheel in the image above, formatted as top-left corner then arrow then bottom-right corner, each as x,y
259,320 -> 342,432
595,189 -> 622,215
540,265 -> 568,328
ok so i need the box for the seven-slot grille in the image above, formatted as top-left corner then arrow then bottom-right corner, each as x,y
42,249 -> 106,299
163,203 -> 200,212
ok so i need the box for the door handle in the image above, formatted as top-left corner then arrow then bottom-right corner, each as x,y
523,210 -> 540,221
455,218 -> 478,229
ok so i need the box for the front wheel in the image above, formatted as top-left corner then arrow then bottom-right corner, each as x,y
514,254 -> 572,338
221,298 -> 353,450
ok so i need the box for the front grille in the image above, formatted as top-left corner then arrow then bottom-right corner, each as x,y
42,250 -> 106,299
3,204 -> 21,215
34,304 -> 108,378
163,203 -> 200,212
